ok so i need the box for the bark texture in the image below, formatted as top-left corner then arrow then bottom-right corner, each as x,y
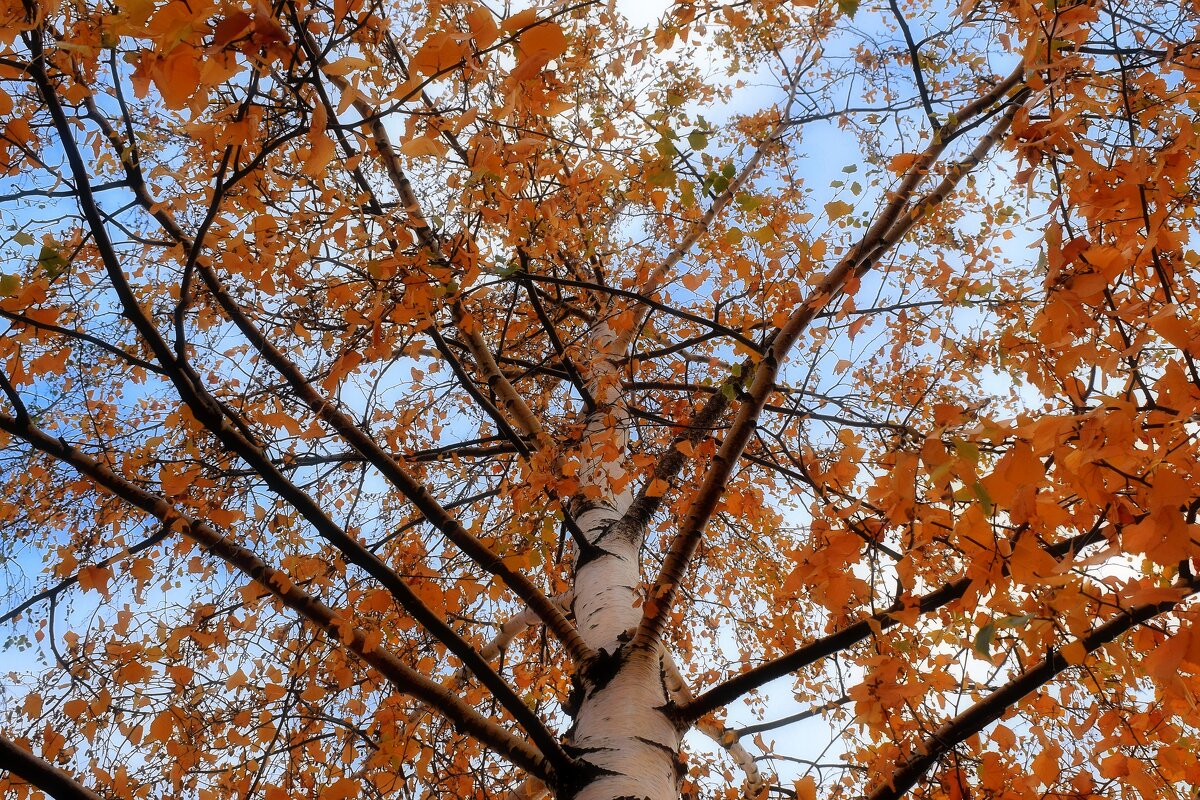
564,322 -> 682,800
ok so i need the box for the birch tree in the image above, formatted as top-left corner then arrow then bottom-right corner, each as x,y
2,0 -> 1200,798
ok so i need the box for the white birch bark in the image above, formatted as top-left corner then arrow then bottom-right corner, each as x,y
565,321 -> 682,800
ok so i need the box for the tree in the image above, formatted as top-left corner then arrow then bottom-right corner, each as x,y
1,0 -> 1199,796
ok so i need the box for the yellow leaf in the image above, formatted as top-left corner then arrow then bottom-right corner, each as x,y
399,136 -> 448,159
825,200 -> 854,221
322,56 -> 370,76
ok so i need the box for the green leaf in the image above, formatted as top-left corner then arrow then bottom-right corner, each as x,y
0,273 -> 19,296
972,481 -> 994,516
37,245 -> 69,279
646,164 -> 676,188
973,621 -> 997,656
680,181 -> 696,208
751,225 -> 775,244
837,0 -> 858,17
952,438 -> 979,462
687,130 -> 708,151
12,231 -> 35,247
736,193 -> 764,213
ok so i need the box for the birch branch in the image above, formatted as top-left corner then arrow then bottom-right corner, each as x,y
296,23 -> 555,454
867,579 -> 1200,800
0,411 -> 556,784
75,63 -> 589,670
679,525 -> 1104,721
31,42 -> 572,768
612,67 -> 806,354
620,64 -> 1029,529
633,81 -> 1031,652
0,734 -> 105,800
403,592 -> 574,728
661,654 -> 769,800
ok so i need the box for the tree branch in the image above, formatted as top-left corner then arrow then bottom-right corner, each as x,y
0,410 -> 557,784
633,71 -> 1031,652
867,579 -> 1200,800
679,525 -> 1106,721
28,43 -> 576,770
0,734 -> 105,800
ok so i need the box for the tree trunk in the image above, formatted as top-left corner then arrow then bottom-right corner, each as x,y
563,324 -> 683,800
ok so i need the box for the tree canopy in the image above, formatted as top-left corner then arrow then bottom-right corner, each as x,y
1,0 -> 1200,797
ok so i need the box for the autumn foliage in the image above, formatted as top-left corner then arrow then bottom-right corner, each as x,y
2,0 -> 1200,796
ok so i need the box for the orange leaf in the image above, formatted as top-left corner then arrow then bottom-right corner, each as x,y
149,710 -> 175,742
153,48 -> 201,110
399,135 -> 448,159
1060,640 -> 1087,666
77,564 -> 113,597
467,7 -> 500,48
410,32 -> 464,77
888,152 -> 919,174
517,21 -> 567,61
825,200 -> 854,221
302,135 -> 336,176
510,21 -> 567,81
212,11 -> 252,48
501,8 -> 539,34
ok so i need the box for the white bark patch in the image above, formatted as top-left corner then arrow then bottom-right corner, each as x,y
564,318 -> 683,799
571,650 -> 681,800
573,546 -> 641,651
